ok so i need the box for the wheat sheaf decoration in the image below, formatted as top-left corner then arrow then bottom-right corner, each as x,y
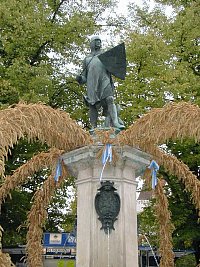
117,102 -> 200,267
0,148 -> 64,209
0,101 -> 200,267
118,102 -> 200,214
0,102 -> 93,178
26,163 -> 68,267
119,101 -> 200,146
142,169 -> 175,267
154,179 -> 175,267
0,148 -> 66,267
0,251 -> 15,267
136,141 -> 200,215
0,225 -> 15,267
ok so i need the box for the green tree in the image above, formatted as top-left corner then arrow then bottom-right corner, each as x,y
0,0 -> 200,264
166,141 -> 200,264
175,254 -> 196,267
0,0 -> 120,246
123,1 -> 200,264
0,0 -> 118,125
118,0 -> 200,125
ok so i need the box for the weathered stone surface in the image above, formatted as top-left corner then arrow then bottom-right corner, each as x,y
62,145 -> 150,267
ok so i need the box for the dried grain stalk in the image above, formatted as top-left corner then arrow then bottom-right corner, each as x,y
118,101 -> 200,215
118,135 -> 200,267
139,142 -> 200,215
0,252 -> 15,267
26,162 -> 68,267
0,103 -> 93,177
0,148 -> 64,206
1,101 -> 200,266
154,179 -> 175,267
0,226 -> 15,267
118,102 -> 200,146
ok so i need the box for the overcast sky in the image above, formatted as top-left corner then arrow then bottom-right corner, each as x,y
117,0 -> 173,16
117,0 -> 156,14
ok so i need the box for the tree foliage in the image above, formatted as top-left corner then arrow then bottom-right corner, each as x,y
0,0 -> 200,265
0,0 -> 118,125
118,0 -> 200,125
124,0 -> 200,264
0,0 -> 118,247
166,141 -> 200,264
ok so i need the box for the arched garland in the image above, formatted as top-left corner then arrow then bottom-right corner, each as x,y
26,162 -> 68,267
138,142 -> 200,215
119,102 -> 200,145
0,225 -> 15,267
154,179 -> 175,267
0,148 -> 63,208
0,102 -> 200,266
0,148 -> 65,267
138,142 -> 200,267
0,103 -> 92,177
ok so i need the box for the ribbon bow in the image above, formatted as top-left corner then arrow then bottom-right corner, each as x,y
54,158 -> 62,182
100,144 -> 112,182
148,160 -> 159,189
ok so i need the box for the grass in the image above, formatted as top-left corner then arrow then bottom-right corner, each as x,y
57,259 -> 75,267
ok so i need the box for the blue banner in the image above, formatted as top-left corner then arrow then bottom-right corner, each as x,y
43,233 -> 76,247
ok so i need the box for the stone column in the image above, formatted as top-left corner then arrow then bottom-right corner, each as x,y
62,145 -> 150,267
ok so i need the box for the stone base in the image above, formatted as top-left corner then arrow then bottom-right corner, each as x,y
62,145 -> 150,267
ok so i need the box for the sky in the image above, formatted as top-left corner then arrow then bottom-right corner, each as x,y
117,0 -> 173,17
99,0 -> 174,50
117,0 -> 155,14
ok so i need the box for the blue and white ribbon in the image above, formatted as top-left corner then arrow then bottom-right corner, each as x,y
100,144 -> 112,182
148,160 -> 159,189
54,158 -> 62,182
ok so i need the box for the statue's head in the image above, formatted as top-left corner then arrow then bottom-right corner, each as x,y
90,36 -> 102,52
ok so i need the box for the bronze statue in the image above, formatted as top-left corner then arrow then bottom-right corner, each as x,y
76,36 -> 126,130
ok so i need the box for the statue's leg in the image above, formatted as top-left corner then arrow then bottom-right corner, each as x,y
89,104 -> 98,128
102,104 -> 111,127
105,96 -> 125,129
104,116 -> 111,127
116,104 -> 125,127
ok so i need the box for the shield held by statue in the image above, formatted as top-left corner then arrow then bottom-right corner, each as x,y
98,42 -> 126,80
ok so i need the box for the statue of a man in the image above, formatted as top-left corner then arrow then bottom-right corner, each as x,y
76,36 -> 125,129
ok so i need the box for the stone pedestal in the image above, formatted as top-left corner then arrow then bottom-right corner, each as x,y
62,145 -> 150,267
